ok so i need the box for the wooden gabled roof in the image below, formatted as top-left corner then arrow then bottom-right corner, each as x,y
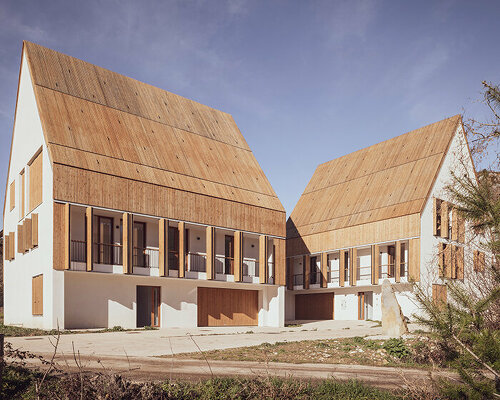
22,42 -> 285,234
287,115 -> 462,239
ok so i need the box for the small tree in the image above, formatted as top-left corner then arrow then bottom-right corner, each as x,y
413,82 -> 500,399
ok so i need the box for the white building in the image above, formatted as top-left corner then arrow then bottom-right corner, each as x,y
2,41 -> 287,330
285,115 -> 484,322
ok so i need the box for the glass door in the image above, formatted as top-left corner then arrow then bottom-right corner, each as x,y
133,221 -> 146,267
98,217 -> 113,264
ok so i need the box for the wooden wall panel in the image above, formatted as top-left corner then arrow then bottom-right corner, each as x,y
259,235 -> 268,284
350,248 -> 357,286
197,287 -> 258,327
31,213 -> 38,248
295,293 -> 334,320
29,151 -> 43,212
206,226 -> 215,280
320,252 -> 328,288
234,231 -> 243,282
273,238 -> 286,286
371,244 -> 379,284
304,254 -> 310,289
53,165 -> 286,238
287,213 -> 420,257
32,274 -> 43,315
395,241 -> 401,283
17,224 -> 24,254
9,180 -> 15,211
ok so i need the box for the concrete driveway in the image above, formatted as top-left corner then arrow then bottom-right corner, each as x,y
7,320 -> 383,358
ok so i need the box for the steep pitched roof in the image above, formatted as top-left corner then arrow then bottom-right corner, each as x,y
288,115 -> 462,239
23,41 -> 284,214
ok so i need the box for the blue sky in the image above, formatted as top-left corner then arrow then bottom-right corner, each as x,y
1,0 -> 499,229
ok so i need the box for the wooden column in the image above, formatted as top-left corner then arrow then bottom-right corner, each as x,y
178,221 -> 186,278
234,231 -> 243,282
339,250 -> 345,287
304,254 -> 310,289
321,252 -> 328,288
206,226 -> 215,280
395,241 -> 401,282
86,207 -> 93,271
371,244 -> 379,285
64,203 -> 71,270
350,248 -> 357,286
122,212 -> 133,274
159,219 -> 167,277
259,235 -> 268,284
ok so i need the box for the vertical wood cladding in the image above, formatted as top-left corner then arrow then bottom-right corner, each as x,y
197,287 -> 258,327
295,293 -> 334,320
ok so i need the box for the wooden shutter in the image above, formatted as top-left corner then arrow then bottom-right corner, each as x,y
53,202 -> 70,270
233,231 -> 243,282
32,274 -> 43,315
122,212 -> 133,274
350,248 -> 357,286
441,202 -> 449,239
433,198 -> 440,236
9,233 -> 15,260
371,244 -> 379,284
159,219 -> 167,277
321,252 -> 328,288
24,218 -> 32,251
432,284 -> 447,308
9,181 -> 15,211
339,250 -> 345,287
17,224 -> 24,254
458,214 -> 465,243
20,170 -> 25,218
474,250 -> 485,272
438,242 -> 444,277
86,208 -> 93,271
304,254 -> 310,289
206,226 -> 215,280
29,151 -> 43,212
31,213 -> 38,247
395,241 -> 401,283
455,246 -> 464,280
444,244 -> 452,278
451,208 -> 458,241
4,234 -> 10,261
274,238 -> 286,286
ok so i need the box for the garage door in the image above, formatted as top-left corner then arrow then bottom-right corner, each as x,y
197,287 -> 258,327
295,293 -> 334,320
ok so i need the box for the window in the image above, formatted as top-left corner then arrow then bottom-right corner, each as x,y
32,274 -> 43,316
400,242 -> 407,278
168,226 -> 179,270
343,251 -> 349,283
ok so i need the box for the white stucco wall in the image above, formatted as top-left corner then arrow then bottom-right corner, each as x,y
64,272 -> 284,329
3,50 -> 57,329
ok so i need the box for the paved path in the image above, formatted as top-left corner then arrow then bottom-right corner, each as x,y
7,320 -> 387,358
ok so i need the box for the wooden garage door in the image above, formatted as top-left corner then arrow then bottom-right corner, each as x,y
197,287 -> 258,327
295,293 -> 334,320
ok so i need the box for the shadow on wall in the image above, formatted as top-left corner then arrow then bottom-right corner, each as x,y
64,274 -> 134,329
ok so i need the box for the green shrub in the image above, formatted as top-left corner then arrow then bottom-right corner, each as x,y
383,338 -> 410,359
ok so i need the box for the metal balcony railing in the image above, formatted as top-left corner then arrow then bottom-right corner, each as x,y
215,256 -> 234,275
379,263 -> 395,279
293,274 -> 303,286
133,247 -> 159,268
188,252 -> 206,272
243,258 -> 259,278
70,240 -> 87,263
93,242 -> 123,265
309,271 -> 321,285
357,265 -> 372,281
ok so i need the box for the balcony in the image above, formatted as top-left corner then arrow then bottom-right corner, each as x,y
243,258 -> 259,283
